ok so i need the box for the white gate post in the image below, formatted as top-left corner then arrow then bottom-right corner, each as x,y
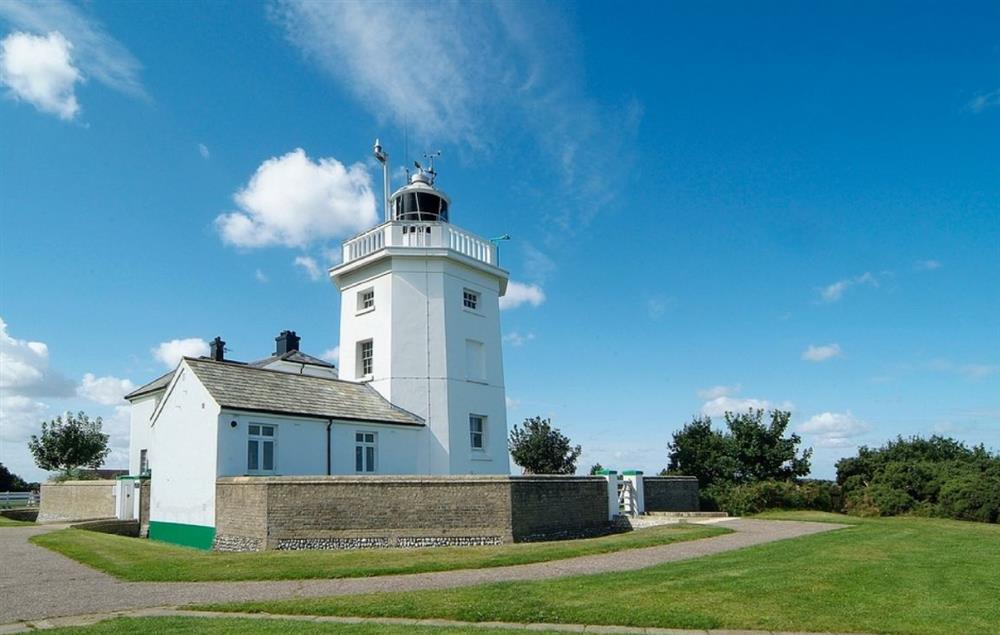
602,471 -> 619,519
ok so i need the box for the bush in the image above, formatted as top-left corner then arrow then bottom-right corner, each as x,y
706,479 -> 838,516
837,436 -> 1000,523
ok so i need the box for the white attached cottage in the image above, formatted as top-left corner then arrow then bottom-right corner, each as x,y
123,149 -> 513,548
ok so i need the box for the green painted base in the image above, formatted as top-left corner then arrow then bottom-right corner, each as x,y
148,520 -> 216,550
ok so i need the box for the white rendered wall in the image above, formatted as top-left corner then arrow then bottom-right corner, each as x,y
147,363 -> 220,529
217,411 -> 422,476
127,394 -> 158,475
336,251 -> 510,475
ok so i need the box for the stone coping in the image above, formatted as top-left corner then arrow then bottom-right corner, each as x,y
41,480 -> 117,486
218,474 -> 608,484
643,476 -> 699,481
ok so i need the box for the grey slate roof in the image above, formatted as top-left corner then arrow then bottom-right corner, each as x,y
249,350 -> 336,369
183,357 -> 424,426
124,370 -> 174,400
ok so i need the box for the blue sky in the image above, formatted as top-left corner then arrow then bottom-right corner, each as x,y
1,1 -> 998,483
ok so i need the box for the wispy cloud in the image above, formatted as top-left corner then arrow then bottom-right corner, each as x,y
198,143 -> 210,159
0,0 -> 145,98
697,384 -> 741,400
503,331 -> 535,347
270,1 -> 639,228
293,255 -> 321,281
802,343 -> 842,362
925,359 -> 999,381
819,272 -> 879,303
967,89 -> 1000,114
914,259 -> 941,272
254,269 -> 268,284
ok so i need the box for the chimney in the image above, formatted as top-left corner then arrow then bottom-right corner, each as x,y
210,336 -> 225,361
275,330 -> 300,355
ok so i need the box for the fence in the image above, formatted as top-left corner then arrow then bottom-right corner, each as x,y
0,491 -> 39,508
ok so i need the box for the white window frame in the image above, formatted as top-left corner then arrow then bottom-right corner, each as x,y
247,423 -> 277,474
355,431 -> 377,473
463,288 -> 480,311
357,287 -> 375,313
469,414 -> 486,451
357,339 -> 373,378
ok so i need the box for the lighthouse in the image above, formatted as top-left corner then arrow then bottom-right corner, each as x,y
329,142 -> 511,475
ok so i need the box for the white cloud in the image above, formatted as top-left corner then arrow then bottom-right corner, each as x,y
802,343 -> 842,362
198,143 -> 210,159
819,272 -> 878,303
0,392 -> 47,443
0,317 -> 73,397
0,31 -> 81,119
522,244 -> 556,283
293,255 -> 322,281
152,338 -> 209,369
799,411 -> 870,448
499,281 -> 545,311
0,0 -> 144,98
701,396 -> 794,418
254,269 -> 269,283
914,259 -> 941,271
924,359 -> 999,381
77,373 -> 135,406
503,331 -> 535,347
697,384 -> 741,400
215,148 -> 376,248
505,396 -> 521,409
321,346 -> 339,364
967,89 -> 1000,114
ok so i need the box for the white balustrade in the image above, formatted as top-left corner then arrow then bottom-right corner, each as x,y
341,222 -> 495,267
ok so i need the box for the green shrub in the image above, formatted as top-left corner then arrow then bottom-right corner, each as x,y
706,479 -> 837,516
937,470 -> 1000,523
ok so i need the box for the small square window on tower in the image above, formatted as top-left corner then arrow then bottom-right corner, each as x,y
357,287 -> 375,312
357,339 -> 374,377
463,288 -> 480,311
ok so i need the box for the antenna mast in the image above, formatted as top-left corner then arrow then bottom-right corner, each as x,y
373,138 -> 390,222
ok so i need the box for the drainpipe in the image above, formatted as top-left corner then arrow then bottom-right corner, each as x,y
326,419 -> 333,475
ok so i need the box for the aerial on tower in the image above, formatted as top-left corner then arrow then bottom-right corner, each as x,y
373,139 -> 451,224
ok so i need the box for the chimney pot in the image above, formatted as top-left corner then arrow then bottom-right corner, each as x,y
210,336 -> 225,361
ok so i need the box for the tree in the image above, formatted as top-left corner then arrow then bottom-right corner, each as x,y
666,410 -> 811,488
589,462 -> 605,475
0,463 -> 31,491
508,416 -> 581,474
28,412 -> 110,478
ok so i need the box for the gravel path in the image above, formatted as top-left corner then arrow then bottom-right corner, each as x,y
0,519 -> 845,626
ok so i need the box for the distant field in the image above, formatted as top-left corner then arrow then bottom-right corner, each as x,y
31,522 -> 727,582
199,512 -> 1000,635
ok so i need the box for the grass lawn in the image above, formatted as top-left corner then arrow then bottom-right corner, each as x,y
198,512 -> 1000,635
0,516 -> 33,527
30,523 -> 727,582
43,617 -> 566,634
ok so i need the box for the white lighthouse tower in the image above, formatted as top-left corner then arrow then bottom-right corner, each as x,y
330,143 -> 511,475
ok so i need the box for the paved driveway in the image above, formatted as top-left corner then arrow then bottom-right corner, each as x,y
0,519 -> 845,626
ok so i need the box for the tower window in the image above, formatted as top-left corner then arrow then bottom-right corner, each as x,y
355,432 -> 377,472
469,415 -> 486,450
247,424 -> 277,473
358,339 -> 373,377
463,289 -> 480,311
357,287 -> 375,311
139,449 -> 149,475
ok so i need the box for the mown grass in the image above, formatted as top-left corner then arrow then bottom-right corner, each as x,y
199,513 -> 1000,635
0,515 -> 33,527
30,522 -> 727,582
43,617 -> 565,635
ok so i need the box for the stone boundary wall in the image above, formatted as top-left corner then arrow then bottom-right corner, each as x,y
643,476 -> 700,512
38,480 -> 117,523
71,519 -> 140,537
215,475 -> 610,551
0,508 -> 38,522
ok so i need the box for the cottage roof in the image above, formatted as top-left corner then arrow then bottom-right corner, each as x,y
248,349 -> 335,369
124,370 -> 174,400
183,357 -> 424,426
